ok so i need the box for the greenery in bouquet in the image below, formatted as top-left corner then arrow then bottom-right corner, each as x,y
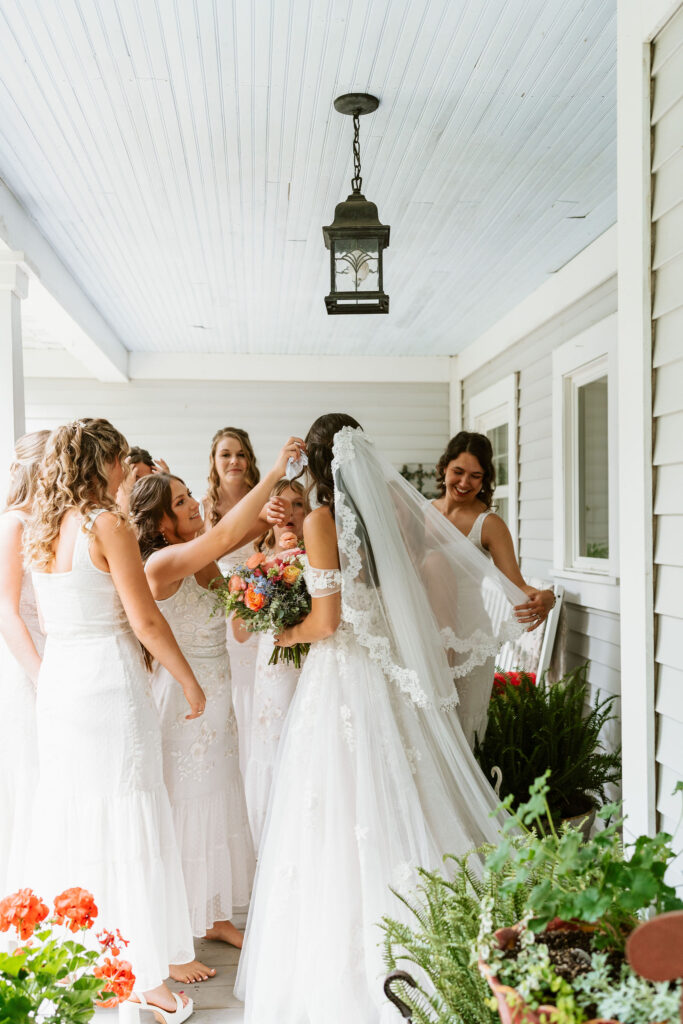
475,663 -> 621,821
0,886 -> 134,1023
212,543 -> 311,667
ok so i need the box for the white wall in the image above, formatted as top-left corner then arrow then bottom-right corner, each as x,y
23,377 -> 450,497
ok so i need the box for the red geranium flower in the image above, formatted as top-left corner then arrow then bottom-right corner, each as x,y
0,889 -> 49,940
493,670 -> 537,695
53,887 -> 98,932
94,956 -> 136,1008
97,927 -> 129,956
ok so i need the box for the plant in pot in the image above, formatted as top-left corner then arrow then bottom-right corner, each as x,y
474,663 -> 621,832
476,774 -> 683,1024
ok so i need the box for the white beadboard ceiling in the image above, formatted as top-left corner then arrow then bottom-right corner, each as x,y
0,0 -> 616,358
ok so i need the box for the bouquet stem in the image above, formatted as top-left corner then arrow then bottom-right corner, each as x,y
268,642 -> 310,668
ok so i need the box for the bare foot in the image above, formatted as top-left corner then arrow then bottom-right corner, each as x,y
204,919 -> 244,948
168,959 -> 216,983
131,983 -> 191,1012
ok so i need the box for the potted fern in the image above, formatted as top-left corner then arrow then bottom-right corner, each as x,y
474,663 -> 621,829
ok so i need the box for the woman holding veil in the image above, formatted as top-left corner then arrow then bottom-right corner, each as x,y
235,414 -> 527,1024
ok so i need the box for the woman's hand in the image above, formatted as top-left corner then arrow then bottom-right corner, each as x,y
153,458 -> 170,474
514,589 -> 555,631
183,678 -> 207,719
273,628 -> 294,648
261,497 -> 287,526
273,437 -> 306,479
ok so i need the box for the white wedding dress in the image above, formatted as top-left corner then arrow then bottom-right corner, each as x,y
0,511 -> 44,894
236,428 -> 527,1023
218,543 -> 259,778
243,631 -> 301,853
152,574 -> 254,934
30,512 -> 194,991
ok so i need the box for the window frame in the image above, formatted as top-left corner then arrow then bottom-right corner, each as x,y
469,373 -> 518,552
552,314 -> 619,583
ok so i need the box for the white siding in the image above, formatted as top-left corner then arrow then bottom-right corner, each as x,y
23,377 -> 449,498
462,275 -> 620,723
651,6 -> 683,882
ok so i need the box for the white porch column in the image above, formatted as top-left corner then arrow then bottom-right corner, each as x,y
0,252 -> 29,476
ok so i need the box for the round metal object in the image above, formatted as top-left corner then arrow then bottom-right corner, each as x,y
333,93 -> 379,116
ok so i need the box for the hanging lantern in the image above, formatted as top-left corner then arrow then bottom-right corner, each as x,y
323,94 -> 390,315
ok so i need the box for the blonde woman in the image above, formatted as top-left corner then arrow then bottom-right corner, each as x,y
234,478 -> 309,852
0,430 -> 49,893
25,418 -> 206,1023
128,440 -> 301,978
202,427 -> 261,777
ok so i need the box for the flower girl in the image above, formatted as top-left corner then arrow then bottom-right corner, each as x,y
234,478 -> 309,852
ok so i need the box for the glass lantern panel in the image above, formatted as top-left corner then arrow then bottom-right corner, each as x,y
333,237 -> 380,293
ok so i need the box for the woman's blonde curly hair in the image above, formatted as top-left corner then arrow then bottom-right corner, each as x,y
205,427 -> 260,526
24,418 -> 130,570
4,430 -> 50,512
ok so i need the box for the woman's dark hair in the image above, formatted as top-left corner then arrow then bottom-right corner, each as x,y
435,431 -> 496,508
305,413 -> 363,518
129,473 -> 185,560
128,446 -> 154,468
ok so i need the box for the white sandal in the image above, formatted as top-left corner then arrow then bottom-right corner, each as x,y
118,992 -> 193,1024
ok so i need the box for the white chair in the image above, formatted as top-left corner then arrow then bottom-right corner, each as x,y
495,579 -> 564,680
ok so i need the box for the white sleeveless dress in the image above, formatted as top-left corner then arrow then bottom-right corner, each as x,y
152,575 -> 254,934
218,543 -> 259,778
457,510 -> 495,747
0,510 -> 44,893
243,631 -> 301,853
236,561 -> 505,1023
30,512 -> 194,991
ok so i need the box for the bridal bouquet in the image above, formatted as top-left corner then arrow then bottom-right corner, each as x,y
0,886 -> 135,1022
213,535 -> 311,667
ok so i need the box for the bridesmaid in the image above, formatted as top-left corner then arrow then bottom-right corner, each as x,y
25,418 -> 205,1023
0,430 -> 49,893
236,478 -> 309,853
432,431 -> 556,745
129,440 -> 302,978
202,427 -> 261,777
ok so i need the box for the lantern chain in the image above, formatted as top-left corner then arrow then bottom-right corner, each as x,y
351,112 -> 362,192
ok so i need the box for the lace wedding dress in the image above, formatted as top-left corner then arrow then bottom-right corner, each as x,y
152,574 -> 254,933
243,631 -> 301,853
30,512 -> 194,990
235,428 -> 527,1023
218,543 -> 259,778
0,511 -> 44,893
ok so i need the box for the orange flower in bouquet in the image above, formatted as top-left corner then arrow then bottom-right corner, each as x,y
244,586 -> 266,611
94,955 -> 136,1007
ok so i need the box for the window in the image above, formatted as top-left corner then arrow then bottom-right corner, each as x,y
469,375 -> 518,546
552,315 -> 617,580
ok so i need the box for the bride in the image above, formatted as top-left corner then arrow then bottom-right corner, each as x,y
235,414 -> 528,1023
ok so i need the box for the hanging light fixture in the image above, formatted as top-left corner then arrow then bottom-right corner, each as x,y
323,93 -> 390,315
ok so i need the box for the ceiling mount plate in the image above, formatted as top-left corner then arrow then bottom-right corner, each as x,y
333,93 -> 379,116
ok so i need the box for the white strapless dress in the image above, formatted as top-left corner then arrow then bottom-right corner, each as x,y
152,574 -> 254,934
29,511 -> 194,991
0,510 -> 44,894
218,543 -> 259,779
236,563 -> 504,1023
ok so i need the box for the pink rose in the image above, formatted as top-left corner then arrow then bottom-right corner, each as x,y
228,575 -> 247,593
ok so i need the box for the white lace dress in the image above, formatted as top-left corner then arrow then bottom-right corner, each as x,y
235,563 -> 504,1023
152,575 -> 254,934
0,511 -> 44,893
30,512 -> 194,991
218,543 -> 259,778
458,510 -> 496,747
243,632 -> 301,853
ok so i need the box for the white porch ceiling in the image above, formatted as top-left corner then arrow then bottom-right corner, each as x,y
0,0 -> 616,359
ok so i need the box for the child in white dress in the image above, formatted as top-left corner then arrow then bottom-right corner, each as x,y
234,479 -> 309,852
